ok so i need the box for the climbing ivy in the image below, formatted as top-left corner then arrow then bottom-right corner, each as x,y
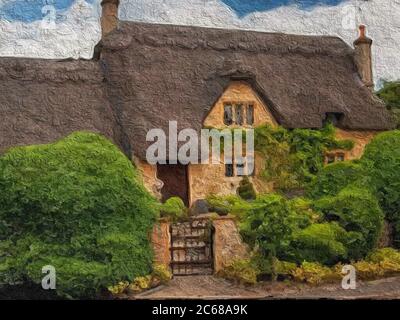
254,124 -> 354,190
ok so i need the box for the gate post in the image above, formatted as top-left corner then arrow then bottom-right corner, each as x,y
151,218 -> 171,267
212,215 -> 250,273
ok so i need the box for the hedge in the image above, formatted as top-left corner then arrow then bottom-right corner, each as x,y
0,132 -> 158,298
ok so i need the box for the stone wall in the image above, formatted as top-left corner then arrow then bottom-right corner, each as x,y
188,153 -> 272,205
212,216 -> 250,272
334,129 -> 378,160
134,157 -> 162,201
151,219 -> 171,267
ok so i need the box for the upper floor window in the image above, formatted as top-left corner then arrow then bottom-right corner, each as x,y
325,152 -> 346,164
224,104 -> 233,125
224,103 -> 254,126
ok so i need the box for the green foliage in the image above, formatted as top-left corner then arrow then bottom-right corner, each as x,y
367,247 -> 400,264
314,186 -> 384,259
217,259 -> 259,285
206,194 -> 253,218
275,260 -> 297,277
254,124 -> 354,190
287,223 -> 350,265
377,81 -> 400,109
307,161 -> 368,199
237,176 -> 256,200
0,132 -> 158,298
361,131 -> 400,245
152,264 -> 172,284
160,197 -> 188,221
291,262 -> 341,285
239,194 -> 296,279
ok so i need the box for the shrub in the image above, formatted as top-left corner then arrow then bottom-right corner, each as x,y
275,260 -> 297,278
314,186 -> 384,259
0,132 -> 158,298
160,197 -> 188,221
237,176 -> 256,200
206,194 -> 253,218
367,248 -> 400,264
352,261 -> 384,280
152,264 -> 172,284
240,194 -> 296,279
286,223 -> 350,265
291,262 -> 340,285
361,130 -> 400,246
377,81 -> 400,110
307,161 -> 368,199
217,259 -> 259,285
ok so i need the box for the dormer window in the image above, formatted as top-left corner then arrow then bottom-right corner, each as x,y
224,102 -> 255,126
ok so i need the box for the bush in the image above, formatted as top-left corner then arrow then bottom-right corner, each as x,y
0,132 -> 158,298
160,197 -> 188,221
217,259 -> 259,285
237,177 -> 256,200
291,262 -> 340,285
361,130 -> 400,246
240,194 -> 296,279
367,247 -> 400,264
206,194 -> 253,218
152,264 -> 172,284
287,223 -> 350,265
307,161 -> 367,199
377,81 -> 400,110
314,186 -> 384,260
275,260 -> 297,278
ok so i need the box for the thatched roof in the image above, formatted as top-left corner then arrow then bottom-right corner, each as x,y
0,58 -> 120,154
0,21 -> 394,159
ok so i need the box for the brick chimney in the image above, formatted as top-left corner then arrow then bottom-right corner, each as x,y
353,25 -> 374,88
101,0 -> 119,38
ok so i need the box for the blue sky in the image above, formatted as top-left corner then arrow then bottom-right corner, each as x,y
222,0 -> 348,17
0,0 -> 349,22
0,0 -> 95,22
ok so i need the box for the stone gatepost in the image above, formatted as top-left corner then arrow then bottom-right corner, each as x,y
151,218 -> 171,267
212,215 -> 250,273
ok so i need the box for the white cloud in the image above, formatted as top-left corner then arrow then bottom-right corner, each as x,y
120,0 -> 400,84
0,0 -> 101,59
1,0 -> 399,84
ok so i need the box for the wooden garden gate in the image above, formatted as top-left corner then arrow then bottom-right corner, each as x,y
170,218 -> 214,275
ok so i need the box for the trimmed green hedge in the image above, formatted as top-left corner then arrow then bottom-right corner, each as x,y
0,132 -> 158,298
314,186 -> 384,260
307,161 -> 368,199
361,130 -> 400,245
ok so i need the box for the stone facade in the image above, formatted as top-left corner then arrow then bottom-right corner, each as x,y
333,129 -> 378,161
212,216 -> 250,272
151,219 -> 171,267
203,81 -> 277,128
134,157 -> 162,200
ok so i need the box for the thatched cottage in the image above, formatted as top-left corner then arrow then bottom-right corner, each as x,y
0,0 -> 394,208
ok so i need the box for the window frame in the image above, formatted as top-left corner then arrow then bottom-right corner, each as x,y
223,101 -> 255,127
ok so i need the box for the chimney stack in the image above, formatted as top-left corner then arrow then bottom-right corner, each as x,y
101,0 -> 119,38
353,25 -> 374,88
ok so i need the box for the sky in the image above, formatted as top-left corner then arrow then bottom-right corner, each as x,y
0,0 -> 399,85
